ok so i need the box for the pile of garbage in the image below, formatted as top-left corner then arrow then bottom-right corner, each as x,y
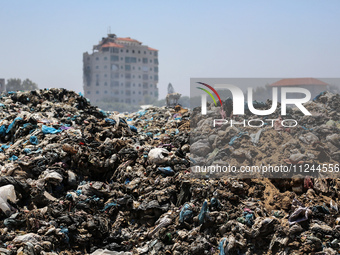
0,88 -> 339,254
191,91 -> 340,178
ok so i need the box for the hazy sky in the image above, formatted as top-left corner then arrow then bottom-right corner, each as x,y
1,1 -> 340,99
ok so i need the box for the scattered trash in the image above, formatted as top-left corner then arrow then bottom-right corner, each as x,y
0,88 -> 337,254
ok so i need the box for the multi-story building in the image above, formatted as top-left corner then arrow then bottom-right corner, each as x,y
0,79 -> 5,92
83,34 -> 159,104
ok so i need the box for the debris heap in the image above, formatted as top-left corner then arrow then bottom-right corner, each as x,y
0,89 -> 339,254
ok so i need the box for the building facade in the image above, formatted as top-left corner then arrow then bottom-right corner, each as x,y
0,79 -> 5,92
83,34 -> 159,104
270,78 -> 328,99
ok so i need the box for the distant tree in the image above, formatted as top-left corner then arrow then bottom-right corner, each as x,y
22,79 -> 38,90
6,78 -> 38,92
5,78 -> 22,91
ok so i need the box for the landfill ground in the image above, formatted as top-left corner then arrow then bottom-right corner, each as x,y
0,89 -> 339,254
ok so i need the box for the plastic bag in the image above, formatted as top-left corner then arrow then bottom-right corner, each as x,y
42,125 -> 62,134
148,148 -> 169,164
0,184 -> 17,216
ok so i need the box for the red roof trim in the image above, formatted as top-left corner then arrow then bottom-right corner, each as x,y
101,42 -> 124,48
117,37 -> 141,43
148,47 -> 158,51
270,78 -> 328,87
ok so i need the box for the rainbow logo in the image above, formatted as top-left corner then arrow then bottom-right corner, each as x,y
196,82 -> 223,107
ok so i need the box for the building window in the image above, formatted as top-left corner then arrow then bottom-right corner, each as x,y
104,90 -> 108,94
126,82 -> 131,88
132,50 -> 135,53
121,91 -> 124,94
142,66 -> 148,72
150,84 -> 153,87
133,99 -> 135,103
133,83 -> 135,87
121,57 -> 123,60
120,49 -> 123,52
138,84 -> 141,87
143,74 -> 148,80
150,59 -> 152,63
143,83 -> 148,88
104,74 -> 107,77
133,91 -> 135,94
138,51 -> 140,54
96,57 -> 99,60
87,91 -> 91,94
111,73 -> 119,78
121,83 -> 124,86
154,51 -> 158,56
96,74 -> 99,78
138,58 -> 141,62
104,57 -> 107,60
125,90 -> 131,96
154,59 -> 158,64
111,81 -> 119,87
111,48 -> 119,53
154,67 -> 158,72
132,66 -> 135,70
132,75 -> 135,78
125,73 -> 131,79
144,51 -> 146,54
87,57 -> 90,60
138,67 -> 141,70
150,92 -> 153,95
111,55 -> 119,61
150,52 -> 152,55
154,75 -> 158,81
111,64 -> 118,71
139,91 -> 141,95
143,91 -> 147,95
96,82 -> 99,86
150,75 -> 153,79
125,65 -> 131,71
104,65 -> 107,69
96,91 -> 99,94
126,50 -> 129,53
142,58 -> 148,64
104,82 -> 108,86
96,66 -> 99,69
115,90 -> 119,95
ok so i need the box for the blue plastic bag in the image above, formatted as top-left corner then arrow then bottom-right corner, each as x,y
6,117 -> 22,134
179,203 -> 193,223
29,135 -> 39,145
198,200 -> 209,225
128,124 -> 137,132
158,167 -> 175,176
42,125 -> 62,134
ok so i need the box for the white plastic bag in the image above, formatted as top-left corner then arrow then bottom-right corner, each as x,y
148,148 -> 169,164
0,184 -> 17,216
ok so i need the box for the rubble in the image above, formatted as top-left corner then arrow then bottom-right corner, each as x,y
0,88 -> 338,254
